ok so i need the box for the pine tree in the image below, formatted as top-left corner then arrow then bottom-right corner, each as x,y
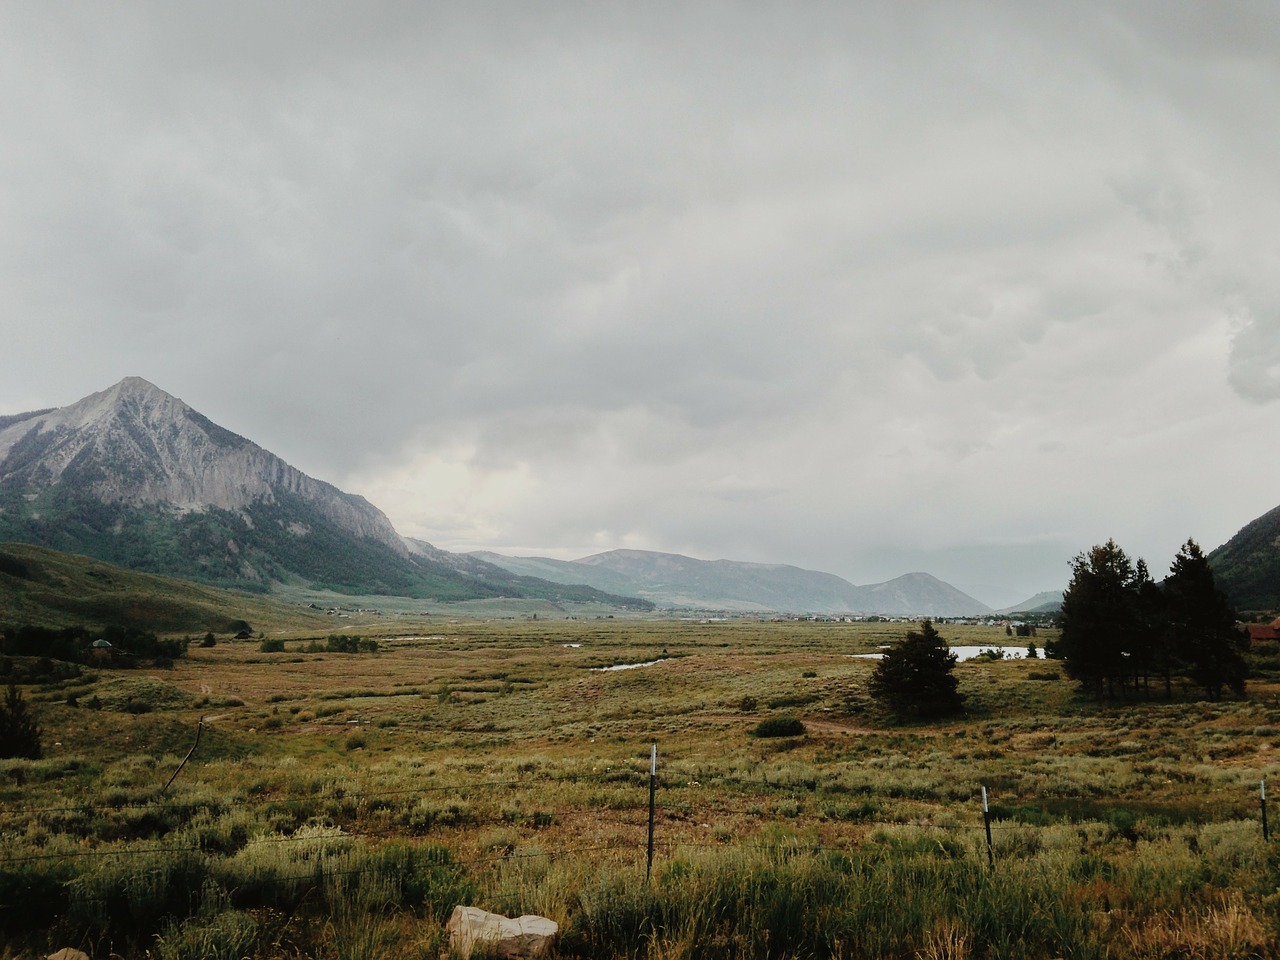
1164,539 -> 1246,700
868,620 -> 964,718
0,683 -> 43,760
1057,540 -> 1143,698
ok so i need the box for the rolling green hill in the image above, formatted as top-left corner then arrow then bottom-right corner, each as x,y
1207,504 -> 1280,612
0,542 -> 333,634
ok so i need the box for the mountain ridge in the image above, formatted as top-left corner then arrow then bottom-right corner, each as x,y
474,548 -> 993,616
1,377 -> 1028,616
0,378 -> 650,608
0,377 -> 406,552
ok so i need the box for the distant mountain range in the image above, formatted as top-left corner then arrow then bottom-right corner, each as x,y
0,378 -> 649,609
471,549 -> 993,616
0,377 -> 1073,617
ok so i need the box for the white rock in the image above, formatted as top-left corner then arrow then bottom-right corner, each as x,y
445,905 -> 558,959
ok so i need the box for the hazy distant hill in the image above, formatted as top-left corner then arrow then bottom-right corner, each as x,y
848,570 -> 993,618
0,378 -> 649,609
995,591 -> 1064,615
1207,504 -> 1280,611
475,548 -> 992,616
468,551 -> 643,597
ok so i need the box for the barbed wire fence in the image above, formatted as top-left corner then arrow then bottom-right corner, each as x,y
1,739 -> 1272,874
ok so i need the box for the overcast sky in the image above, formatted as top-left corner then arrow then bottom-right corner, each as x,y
3,2 -> 1279,607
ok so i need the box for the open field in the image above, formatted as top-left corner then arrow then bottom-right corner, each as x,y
4,618 -> 1280,958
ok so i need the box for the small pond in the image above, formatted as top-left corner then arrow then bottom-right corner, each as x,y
595,658 -> 666,672
851,645 -> 1046,662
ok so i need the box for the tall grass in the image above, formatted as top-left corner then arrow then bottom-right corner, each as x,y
5,619 -> 1280,957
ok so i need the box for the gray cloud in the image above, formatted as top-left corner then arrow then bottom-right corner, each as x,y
3,2 -> 1280,607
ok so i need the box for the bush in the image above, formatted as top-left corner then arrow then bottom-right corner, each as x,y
749,715 -> 806,738
63,848 -> 209,945
154,908 -> 257,960
868,620 -> 964,718
323,634 -> 379,654
0,683 -> 42,759
259,638 -> 285,653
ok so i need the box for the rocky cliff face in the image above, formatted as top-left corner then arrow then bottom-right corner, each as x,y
0,377 -> 407,556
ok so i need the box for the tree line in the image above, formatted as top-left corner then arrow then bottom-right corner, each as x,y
1051,538 -> 1245,700
867,537 -> 1248,718
0,623 -> 186,665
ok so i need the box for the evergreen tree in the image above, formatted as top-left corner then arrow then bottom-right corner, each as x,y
868,620 -> 964,718
0,683 -> 43,760
1130,558 -> 1168,699
1164,539 -> 1246,700
1057,540 -> 1143,698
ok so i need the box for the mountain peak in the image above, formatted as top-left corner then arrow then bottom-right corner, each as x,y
61,376 -> 188,430
0,380 -> 403,546
112,375 -> 164,394
105,376 -> 172,405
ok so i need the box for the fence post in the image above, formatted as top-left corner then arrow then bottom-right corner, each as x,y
646,743 -> 657,882
981,785 -> 994,868
1262,779 -> 1270,842
162,715 -> 203,794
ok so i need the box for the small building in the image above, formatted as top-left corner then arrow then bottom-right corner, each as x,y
1246,618 -> 1280,644
91,639 -> 113,661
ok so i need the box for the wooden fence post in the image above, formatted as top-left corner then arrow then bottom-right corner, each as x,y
162,716 -> 203,794
981,785 -> 994,868
647,743 -> 657,882
1262,779 -> 1269,842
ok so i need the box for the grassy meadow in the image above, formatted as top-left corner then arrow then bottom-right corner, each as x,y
3,616 -> 1280,959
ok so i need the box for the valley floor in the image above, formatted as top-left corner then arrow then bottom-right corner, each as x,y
3,618 -> 1279,958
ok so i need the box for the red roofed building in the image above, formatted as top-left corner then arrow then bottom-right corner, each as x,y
1245,618 -> 1280,643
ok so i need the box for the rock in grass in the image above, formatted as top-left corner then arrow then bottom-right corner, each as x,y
445,905 -> 557,959
48,950 -> 90,960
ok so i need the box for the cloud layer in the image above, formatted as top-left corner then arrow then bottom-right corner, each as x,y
3,2 -> 1279,605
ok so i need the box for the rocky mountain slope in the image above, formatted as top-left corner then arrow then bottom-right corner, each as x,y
0,378 -> 649,608
0,377 -> 405,549
474,548 -> 993,616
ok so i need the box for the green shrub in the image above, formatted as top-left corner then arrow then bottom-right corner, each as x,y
153,883 -> 256,960
368,842 -> 474,919
259,638 -> 285,653
0,683 -> 43,759
749,716 -> 806,738
0,855 -> 74,936
62,848 -> 209,946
